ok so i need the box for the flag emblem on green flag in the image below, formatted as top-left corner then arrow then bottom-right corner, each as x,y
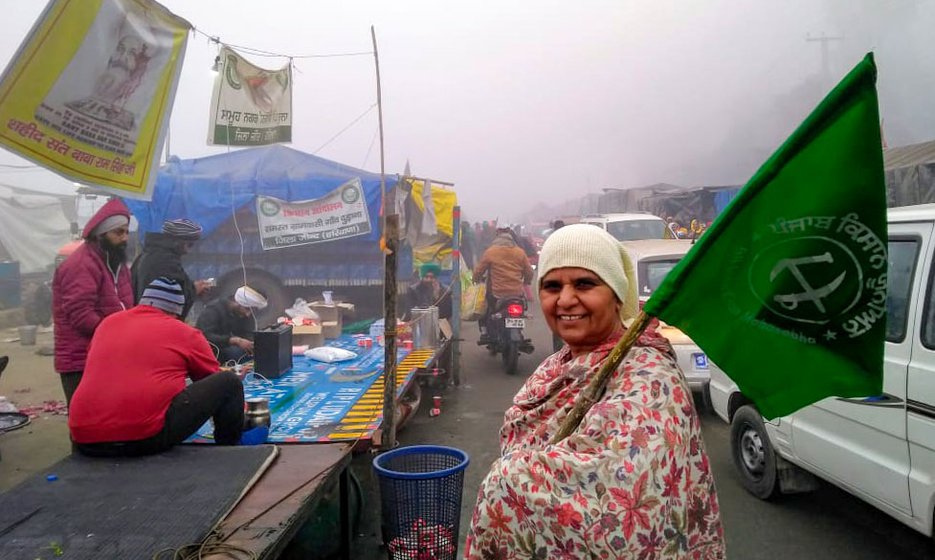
643,53 -> 886,419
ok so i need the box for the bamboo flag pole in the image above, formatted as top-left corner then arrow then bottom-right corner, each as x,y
550,311 -> 653,444
372,25 -> 398,450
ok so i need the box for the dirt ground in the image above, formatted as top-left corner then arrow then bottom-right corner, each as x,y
0,326 -> 71,492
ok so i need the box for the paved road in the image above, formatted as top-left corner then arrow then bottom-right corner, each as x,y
702,409 -> 933,559
350,303 -> 935,559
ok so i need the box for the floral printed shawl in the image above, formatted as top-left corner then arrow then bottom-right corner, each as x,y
464,330 -> 725,559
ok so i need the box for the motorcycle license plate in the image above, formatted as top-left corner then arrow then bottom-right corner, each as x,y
504,318 -> 525,328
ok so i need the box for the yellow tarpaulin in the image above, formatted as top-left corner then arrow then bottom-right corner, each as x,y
406,178 -> 457,269
408,179 -> 456,238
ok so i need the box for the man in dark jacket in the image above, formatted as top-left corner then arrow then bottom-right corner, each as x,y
131,218 -> 207,320
405,262 -> 452,321
53,198 -> 135,406
196,286 -> 268,364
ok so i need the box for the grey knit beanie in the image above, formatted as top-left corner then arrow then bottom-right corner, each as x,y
139,277 -> 186,316
537,224 -> 639,321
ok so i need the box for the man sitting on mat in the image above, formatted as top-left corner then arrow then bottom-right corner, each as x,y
196,285 -> 268,365
68,277 -> 245,457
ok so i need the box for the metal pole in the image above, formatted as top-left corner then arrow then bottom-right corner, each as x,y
372,26 -> 398,450
450,206 -> 462,386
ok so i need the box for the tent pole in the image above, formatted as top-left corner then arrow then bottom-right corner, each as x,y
373,25 -> 398,451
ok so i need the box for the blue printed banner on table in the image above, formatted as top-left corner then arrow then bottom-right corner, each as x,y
189,336 -> 436,443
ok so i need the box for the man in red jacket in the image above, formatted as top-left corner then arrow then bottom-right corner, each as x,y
69,277 -> 244,456
52,198 -> 135,406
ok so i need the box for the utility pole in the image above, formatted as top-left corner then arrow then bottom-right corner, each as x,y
805,32 -> 844,86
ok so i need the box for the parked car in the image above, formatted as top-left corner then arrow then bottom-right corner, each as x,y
709,203 -> 935,538
580,213 -> 666,241
621,239 -> 722,410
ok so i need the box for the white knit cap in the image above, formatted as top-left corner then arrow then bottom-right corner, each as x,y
234,286 -> 268,309
537,223 -> 639,321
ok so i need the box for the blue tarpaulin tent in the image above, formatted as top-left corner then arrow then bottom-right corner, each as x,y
124,146 -> 405,303
126,145 -> 390,239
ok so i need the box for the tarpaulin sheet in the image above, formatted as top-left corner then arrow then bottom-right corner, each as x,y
189,335 -> 437,443
124,145 -> 394,240
0,186 -> 72,273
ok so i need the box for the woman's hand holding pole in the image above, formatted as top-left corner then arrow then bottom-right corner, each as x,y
550,310 -> 652,444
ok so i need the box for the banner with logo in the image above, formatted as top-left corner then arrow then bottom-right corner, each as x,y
0,0 -> 190,200
208,46 -> 292,146
644,54 -> 885,419
257,178 -> 372,250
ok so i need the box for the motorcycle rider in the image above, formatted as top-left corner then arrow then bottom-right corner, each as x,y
472,225 -> 534,344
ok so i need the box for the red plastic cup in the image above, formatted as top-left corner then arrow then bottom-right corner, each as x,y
433,395 -> 442,408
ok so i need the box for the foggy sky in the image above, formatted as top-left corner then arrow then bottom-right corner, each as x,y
1,0 -> 933,222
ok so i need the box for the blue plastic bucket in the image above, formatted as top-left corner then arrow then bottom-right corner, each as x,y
373,445 -> 469,560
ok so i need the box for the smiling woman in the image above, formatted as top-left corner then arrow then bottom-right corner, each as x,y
464,224 -> 725,559
539,268 -> 621,357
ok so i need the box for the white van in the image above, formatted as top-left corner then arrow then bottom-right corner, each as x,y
709,203 -> 935,537
622,239 -> 722,408
579,213 -> 666,241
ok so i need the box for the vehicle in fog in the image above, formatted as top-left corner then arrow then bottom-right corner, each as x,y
580,213 -> 666,241
622,238 -> 721,409
710,203 -> 935,538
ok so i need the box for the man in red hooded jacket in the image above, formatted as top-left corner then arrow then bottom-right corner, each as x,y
53,198 -> 135,406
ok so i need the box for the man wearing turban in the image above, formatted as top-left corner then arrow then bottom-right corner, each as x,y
52,198 -> 135,406
196,285 -> 268,365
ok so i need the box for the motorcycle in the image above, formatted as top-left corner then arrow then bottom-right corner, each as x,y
482,296 -> 535,375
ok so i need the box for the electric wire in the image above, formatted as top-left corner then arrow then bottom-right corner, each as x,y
193,27 -> 371,59
361,125 -> 379,169
212,70 -> 259,333
313,103 -> 377,154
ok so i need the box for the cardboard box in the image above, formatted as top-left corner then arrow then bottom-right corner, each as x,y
292,323 -> 323,348
310,301 -> 355,322
322,320 -> 342,339
310,303 -> 339,322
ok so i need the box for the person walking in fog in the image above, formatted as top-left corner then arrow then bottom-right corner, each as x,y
52,198 -> 135,406
465,224 -> 725,559
472,226 -> 534,344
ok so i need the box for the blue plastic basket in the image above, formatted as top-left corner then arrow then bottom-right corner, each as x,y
373,445 -> 470,560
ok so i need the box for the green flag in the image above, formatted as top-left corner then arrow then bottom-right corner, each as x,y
643,53 -> 886,419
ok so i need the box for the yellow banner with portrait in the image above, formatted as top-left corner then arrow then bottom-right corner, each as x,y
0,0 -> 190,200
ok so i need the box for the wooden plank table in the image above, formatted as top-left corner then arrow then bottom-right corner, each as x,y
205,339 -> 453,557
206,443 -> 353,559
